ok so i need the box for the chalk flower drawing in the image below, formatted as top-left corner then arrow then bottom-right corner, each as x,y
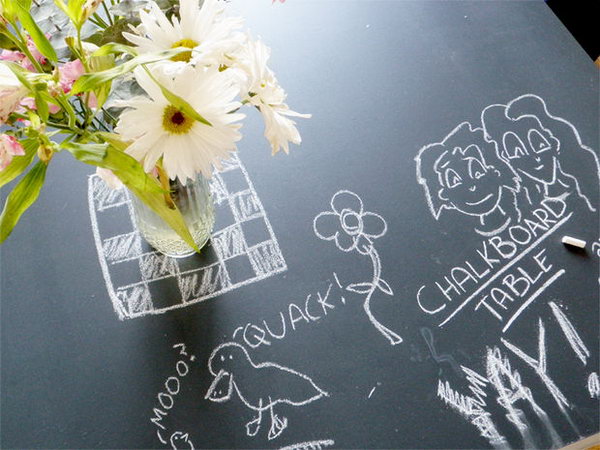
205,342 -> 328,440
313,190 -> 403,345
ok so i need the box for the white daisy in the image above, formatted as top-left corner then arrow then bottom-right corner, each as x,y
123,0 -> 244,67
236,39 -> 310,154
115,64 -> 244,182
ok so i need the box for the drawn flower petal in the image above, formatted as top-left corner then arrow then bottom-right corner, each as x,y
335,230 -> 357,252
330,190 -> 363,215
313,211 -> 341,241
361,211 -> 387,240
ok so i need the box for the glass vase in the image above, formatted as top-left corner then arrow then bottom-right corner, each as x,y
129,173 -> 215,258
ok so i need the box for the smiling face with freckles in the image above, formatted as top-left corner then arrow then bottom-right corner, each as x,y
435,144 -> 503,217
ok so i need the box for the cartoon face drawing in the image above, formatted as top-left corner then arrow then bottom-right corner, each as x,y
416,122 -> 519,223
482,94 -> 599,212
435,144 -> 504,217
496,118 -> 559,185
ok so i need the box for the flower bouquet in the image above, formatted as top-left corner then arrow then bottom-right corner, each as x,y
0,0 -> 308,256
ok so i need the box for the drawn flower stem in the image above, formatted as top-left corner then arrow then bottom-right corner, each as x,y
363,244 -> 403,346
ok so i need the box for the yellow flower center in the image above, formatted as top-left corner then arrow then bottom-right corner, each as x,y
162,105 -> 193,134
170,38 -> 198,62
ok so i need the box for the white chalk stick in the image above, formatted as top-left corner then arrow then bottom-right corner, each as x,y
562,236 -> 586,249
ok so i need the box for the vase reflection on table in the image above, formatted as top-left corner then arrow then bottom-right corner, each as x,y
129,173 -> 215,258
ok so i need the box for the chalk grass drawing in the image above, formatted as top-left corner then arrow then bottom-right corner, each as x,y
588,373 -> 600,399
486,346 -> 563,448
313,190 -> 403,345
437,365 -> 507,448
501,318 -> 579,436
279,440 -> 335,450
205,342 -> 328,441
88,153 -> 287,319
416,94 -> 599,236
549,301 -> 590,365
169,431 -> 194,450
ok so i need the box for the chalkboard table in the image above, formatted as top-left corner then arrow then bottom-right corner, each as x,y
1,1 -> 599,448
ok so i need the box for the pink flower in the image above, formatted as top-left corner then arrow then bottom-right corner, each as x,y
59,59 -> 85,93
0,134 -> 25,171
0,50 -> 25,63
20,36 -> 47,71
19,96 -> 61,114
272,0 -> 286,3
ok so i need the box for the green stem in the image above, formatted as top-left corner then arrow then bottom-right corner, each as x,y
102,1 -> 114,26
7,24 -> 44,73
92,12 -> 109,28
156,163 -> 176,210
46,121 -> 85,135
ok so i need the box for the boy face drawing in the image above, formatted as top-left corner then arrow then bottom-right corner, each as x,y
435,144 -> 503,216
499,125 -> 559,185
416,122 -> 518,225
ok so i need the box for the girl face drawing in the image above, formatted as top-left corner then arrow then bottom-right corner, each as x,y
435,144 -> 503,216
500,125 -> 559,185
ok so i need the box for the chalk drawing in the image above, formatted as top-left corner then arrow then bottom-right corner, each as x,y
205,342 -> 328,441
587,372 -> 600,399
367,382 -> 381,399
501,319 -> 579,436
313,190 -> 403,345
416,122 -> 521,236
486,346 -> 563,448
421,327 -> 461,376
438,213 -> 572,328
416,94 -> 598,237
88,153 -> 287,319
549,301 -> 590,365
437,364 -> 507,448
170,431 -> 194,450
592,240 -> 600,257
279,440 -> 335,450
481,94 -> 599,213
500,269 -> 565,333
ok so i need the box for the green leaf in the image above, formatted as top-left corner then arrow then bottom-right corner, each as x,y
95,132 -> 129,151
71,48 -> 188,95
142,65 -> 212,127
0,161 -> 47,243
92,42 -> 138,57
34,91 -> 49,121
14,1 -> 58,62
0,138 -> 37,188
64,141 -> 199,252
88,53 -> 115,109
94,19 -> 133,46
62,141 -> 108,163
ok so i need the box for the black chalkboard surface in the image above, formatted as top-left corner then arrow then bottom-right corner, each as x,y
1,1 -> 599,448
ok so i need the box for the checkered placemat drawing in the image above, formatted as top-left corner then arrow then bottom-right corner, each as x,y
88,154 -> 287,319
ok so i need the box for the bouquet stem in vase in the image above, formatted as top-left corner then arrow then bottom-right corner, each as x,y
128,173 -> 215,258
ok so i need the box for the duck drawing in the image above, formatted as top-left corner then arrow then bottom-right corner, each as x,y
205,342 -> 329,440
